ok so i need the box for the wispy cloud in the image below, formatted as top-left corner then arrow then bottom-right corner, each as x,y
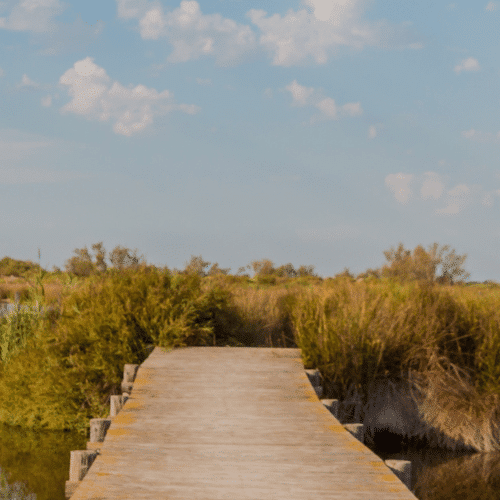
41,95 -> 52,107
385,172 -> 414,204
285,80 -> 362,123
420,172 -> 444,200
247,0 -> 422,66
385,170 -> 500,214
461,129 -> 500,143
0,0 -> 66,33
58,57 -> 200,137
117,0 -> 257,66
435,184 -> 470,215
454,57 -> 480,74
485,2 -> 498,11
17,74 -> 39,88
116,0 -> 422,67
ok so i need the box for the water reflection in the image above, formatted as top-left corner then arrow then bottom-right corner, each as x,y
369,435 -> 500,499
0,422 -> 86,500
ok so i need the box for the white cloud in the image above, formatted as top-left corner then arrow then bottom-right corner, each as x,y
368,125 -> 377,139
41,95 -> 52,107
386,169 -> 496,214
315,97 -> 337,118
0,0 -> 65,33
58,57 -> 200,137
123,0 -> 257,66
285,79 -> 362,123
342,101 -> 362,116
286,80 -> 315,107
17,74 -> 39,88
482,192 -> 494,206
247,0 -> 422,66
420,172 -> 444,200
454,57 -> 480,74
436,184 -> 470,215
385,173 -> 413,204
485,2 -> 497,11
117,0 -> 421,67
116,0 -> 151,19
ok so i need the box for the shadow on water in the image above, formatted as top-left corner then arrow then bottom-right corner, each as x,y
0,422 -> 87,500
367,430 -> 500,499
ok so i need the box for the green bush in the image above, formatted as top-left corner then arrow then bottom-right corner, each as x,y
0,265 -> 231,433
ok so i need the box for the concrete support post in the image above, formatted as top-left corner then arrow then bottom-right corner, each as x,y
343,423 -> 365,443
123,364 -> 139,383
110,395 -> 125,417
313,385 -> 323,398
321,399 -> 340,419
305,369 -> 321,387
385,459 -> 412,491
66,450 -> 98,499
122,364 -> 139,394
69,450 -> 98,481
305,369 -> 323,397
89,418 -> 111,443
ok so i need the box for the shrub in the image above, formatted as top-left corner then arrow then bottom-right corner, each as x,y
0,265 -> 231,432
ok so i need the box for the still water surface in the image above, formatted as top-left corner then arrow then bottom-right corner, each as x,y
2,423 -> 500,499
0,422 -> 86,500
368,435 -> 500,499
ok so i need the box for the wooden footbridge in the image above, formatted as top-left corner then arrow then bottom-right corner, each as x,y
66,347 -> 418,499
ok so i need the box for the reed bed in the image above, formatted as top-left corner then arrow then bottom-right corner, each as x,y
2,265 -> 500,453
288,277 -> 500,451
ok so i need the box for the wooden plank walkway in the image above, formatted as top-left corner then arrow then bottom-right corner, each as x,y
70,347 -> 418,499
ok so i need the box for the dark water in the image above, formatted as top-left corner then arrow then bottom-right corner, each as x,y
2,422 -> 500,499
0,422 -> 87,500
368,431 -> 500,499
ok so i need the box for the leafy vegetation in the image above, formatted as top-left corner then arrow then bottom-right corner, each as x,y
0,240 -> 499,451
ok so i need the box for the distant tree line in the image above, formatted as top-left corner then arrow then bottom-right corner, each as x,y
0,241 -> 488,286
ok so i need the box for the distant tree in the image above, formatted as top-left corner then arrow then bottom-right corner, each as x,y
356,268 -> 381,280
334,267 -> 354,279
236,265 -> 251,277
64,246 -> 95,277
207,263 -> 231,276
65,243 -> 145,277
297,265 -> 317,277
184,255 -> 211,277
275,263 -> 297,278
250,259 -> 275,277
109,245 -> 145,270
0,257 -> 41,277
92,242 -> 107,273
379,242 -> 470,285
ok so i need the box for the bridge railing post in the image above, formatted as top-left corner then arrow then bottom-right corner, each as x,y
305,369 -> 323,398
343,423 -> 365,443
385,459 -> 412,490
65,450 -> 99,499
121,363 -> 139,394
110,394 -> 128,417
321,399 -> 339,419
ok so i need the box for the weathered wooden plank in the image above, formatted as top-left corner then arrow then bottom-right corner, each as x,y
69,347 -> 417,499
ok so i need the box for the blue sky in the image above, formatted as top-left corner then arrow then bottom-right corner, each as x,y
1,0 -> 500,281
